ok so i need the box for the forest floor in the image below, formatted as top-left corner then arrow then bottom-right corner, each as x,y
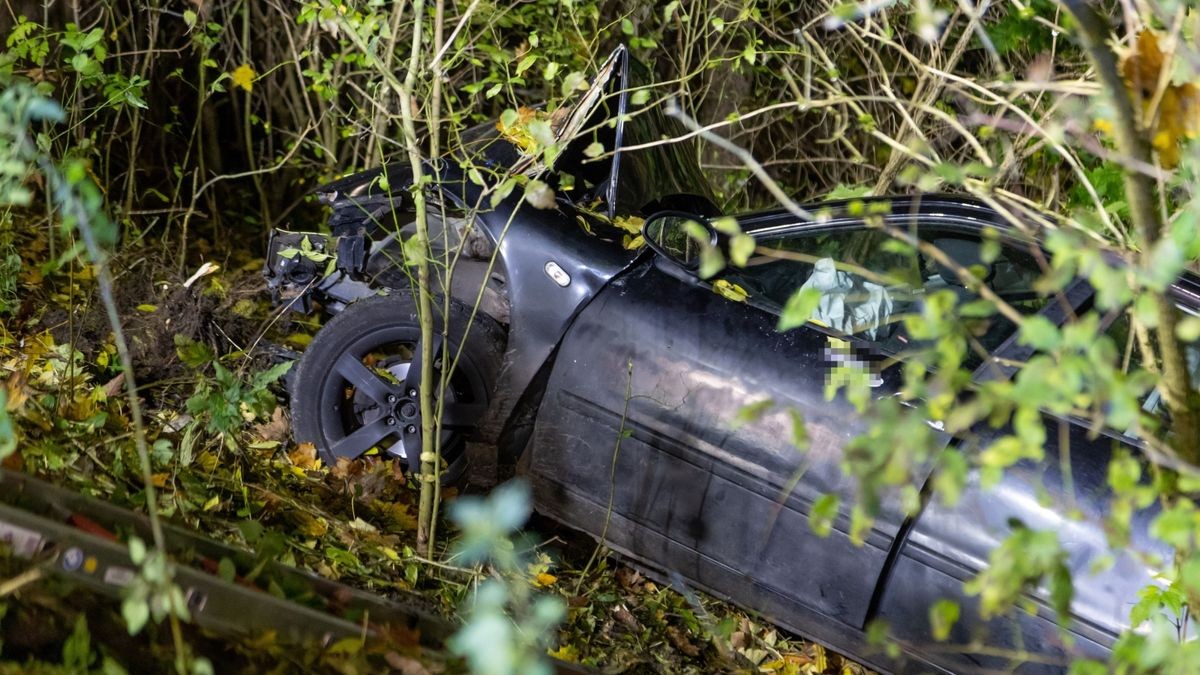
0,228 -> 874,674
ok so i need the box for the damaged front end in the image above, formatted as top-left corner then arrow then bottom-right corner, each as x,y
263,164 -> 422,313
264,229 -> 372,314
263,45 -> 717,319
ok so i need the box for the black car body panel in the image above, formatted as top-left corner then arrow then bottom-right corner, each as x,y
525,260 -> 919,624
274,47 -> 1183,673
523,214 -> 1169,672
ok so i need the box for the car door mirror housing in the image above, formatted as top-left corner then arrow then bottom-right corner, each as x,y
643,211 -> 716,268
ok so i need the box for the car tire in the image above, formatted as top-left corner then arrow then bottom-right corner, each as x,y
290,291 -> 504,483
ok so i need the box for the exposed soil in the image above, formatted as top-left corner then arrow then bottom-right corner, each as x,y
38,259 -> 272,387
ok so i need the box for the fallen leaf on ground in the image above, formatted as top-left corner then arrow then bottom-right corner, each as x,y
288,442 -> 320,471
252,406 -> 289,443
666,625 -> 700,656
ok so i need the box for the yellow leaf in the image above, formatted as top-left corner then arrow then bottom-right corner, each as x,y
231,63 -> 256,92
1118,29 -> 1200,168
202,495 -> 221,511
712,279 -> 749,302
284,333 -> 312,348
547,644 -> 579,662
193,450 -> 216,471
295,513 -> 328,537
612,215 -> 645,234
372,500 -> 419,532
534,572 -> 558,587
811,643 -> 828,672
325,637 -> 363,655
495,106 -> 545,153
151,473 -> 170,488
135,304 -> 157,313
348,517 -> 378,534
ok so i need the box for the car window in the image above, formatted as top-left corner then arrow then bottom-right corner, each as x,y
720,224 -> 1050,362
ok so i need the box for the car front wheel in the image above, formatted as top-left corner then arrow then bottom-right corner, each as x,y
289,292 -> 503,482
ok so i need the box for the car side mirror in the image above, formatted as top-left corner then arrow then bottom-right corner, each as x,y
643,211 -> 716,268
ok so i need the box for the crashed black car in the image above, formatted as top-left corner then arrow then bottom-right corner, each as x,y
264,47 -> 1186,673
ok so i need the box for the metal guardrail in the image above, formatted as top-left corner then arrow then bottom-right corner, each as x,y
0,470 -> 594,673
0,469 -> 451,646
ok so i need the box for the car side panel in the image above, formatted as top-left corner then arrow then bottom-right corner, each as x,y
874,422 -> 1162,672
526,260 -> 924,631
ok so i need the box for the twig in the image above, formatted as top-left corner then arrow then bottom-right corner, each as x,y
0,566 -> 42,597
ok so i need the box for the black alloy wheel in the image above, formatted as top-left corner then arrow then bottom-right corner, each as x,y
290,292 -> 503,481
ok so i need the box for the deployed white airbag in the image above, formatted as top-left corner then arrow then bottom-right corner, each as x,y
800,258 -> 894,340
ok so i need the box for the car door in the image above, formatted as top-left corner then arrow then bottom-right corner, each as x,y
525,208 -> 974,635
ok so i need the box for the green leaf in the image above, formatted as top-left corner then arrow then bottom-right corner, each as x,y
62,614 -> 91,671
100,656 -> 130,675
732,399 -> 773,429
778,287 -> 822,331
490,177 -> 517,208
561,72 -> 587,96
0,390 -> 16,461
253,360 -> 293,387
514,54 -> 537,76
788,409 -> 809,450
121,595 -> 149,635
932,451 -> 968,506
237,519 -> 264,545
174,334 -> 215,369
402,235 -> 426,266
217,557 -> 236,583
1178,316 -> 1200,342
929,599 -> 960,641
583,142 -> 604,159
1068,660 -> 1109,675
524,180 -> 556,209
1018,315 -> 1061,351
809,494 -> 839,537
959,299 -> 996,318
979,435 -> 1039,470
698,246 -> 724,279
1134,294 -> 1159,329
1150,501 -> 1197,548
128,537 -> 146,565
709,216 -> 740,235
729,234 -> 754,267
